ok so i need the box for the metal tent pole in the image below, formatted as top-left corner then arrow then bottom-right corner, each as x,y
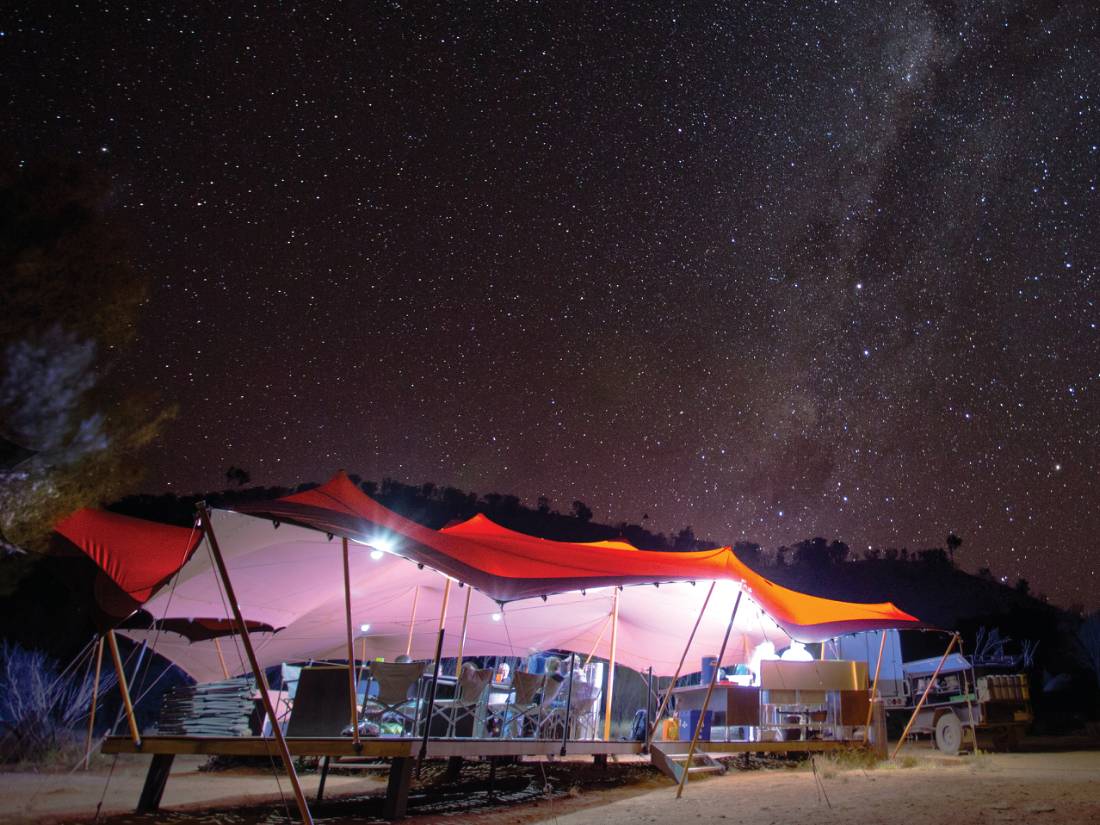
342,538 -> 361,748
82,635 -> 105,769
418,578 -> 452,768
560,652 -> 578,756
197,503 -> 314,825
864,630 -> 888,742
602,588 -> 620,741
676,590 -> 742,799
649,580 -> 716,742
892,632 -> 959,760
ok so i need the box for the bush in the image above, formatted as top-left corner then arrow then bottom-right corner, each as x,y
0,640 -> 113,764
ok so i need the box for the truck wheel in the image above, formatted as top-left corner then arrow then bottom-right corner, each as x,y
934,712 -> 963,755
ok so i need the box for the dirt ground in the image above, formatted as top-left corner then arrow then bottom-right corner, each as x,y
2,746 -> 1098,825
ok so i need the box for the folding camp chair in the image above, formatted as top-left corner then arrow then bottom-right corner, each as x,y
501,671 -> 546,738
431,667 -> 492,737
362,661 -> 425,736
285,665 -> 354,737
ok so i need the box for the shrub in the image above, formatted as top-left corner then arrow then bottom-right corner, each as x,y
0,641 -> 114,764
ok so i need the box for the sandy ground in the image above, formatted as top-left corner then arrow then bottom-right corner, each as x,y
2,747 -> 1098,825
0,754 -> 385,823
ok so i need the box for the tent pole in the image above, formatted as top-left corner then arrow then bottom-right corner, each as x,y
197,503 -> 314,825
582,612 -> 614,668
342,538 -> 361,748
213,637 -> 230,679
676,590 -> 742,799
83,635 -> 105,769
864,631 -> 888,741
455,585 -> 472,676
559,652 -> 577,756
418,578 -> 452,769
649,580 -> 716,742
106,630 -> 141,748
405,585 -> 420,657
602,588 -> 620,741
643,665 -> 654,754
891,632 -> 959,760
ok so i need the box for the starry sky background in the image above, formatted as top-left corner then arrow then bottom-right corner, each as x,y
5,2 -> 1098,608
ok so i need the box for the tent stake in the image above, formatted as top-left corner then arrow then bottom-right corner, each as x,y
106,630 -> 142,749
197,503 -> 314,825
342,538 -> 361,749
455,585 -> 472,676
419,579 -> 452,770
864,630 -> 888,741
602,589 -> 620,741
405,585 -> 419,657
649,580 -> 716,742
83,635 -> 105,769
891,632 -> 959,760
676,590 -> 742,800
213,637 -> 230,679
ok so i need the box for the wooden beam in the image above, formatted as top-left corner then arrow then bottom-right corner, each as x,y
106,630 -> 141,748
405,585 -> 419,657
649,581 -> 716,741
136,753 -> 175,814
384,757 -> 414,820
602,589 -> 620,741
213,637 -> 230,679
198,503 -> 314,825
676,589 -> 742,799
892,632 -> 959,759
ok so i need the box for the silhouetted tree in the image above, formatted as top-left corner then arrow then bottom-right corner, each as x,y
1014,578 -> 1031,596
733,541 -> 763,567
537,496 -> 552,516
946,532 -> 962,565
570,500 -> 593,522
673,526 -> 696,551
225,466 -> 251,487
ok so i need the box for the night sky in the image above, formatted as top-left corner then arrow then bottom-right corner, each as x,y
5,2 -> 1098,608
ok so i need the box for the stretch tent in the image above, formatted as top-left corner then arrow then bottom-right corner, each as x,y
56,473 -> 920,684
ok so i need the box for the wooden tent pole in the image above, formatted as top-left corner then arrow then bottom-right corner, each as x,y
455,585 -> 472,676
197,503 -> 314,825
676,590 -> 742,799
864,630 -> 888,741
602,588 -> 620,741
649,580 -> 716,741
582,612 -> 614,668
82,635 -> 105,769
405,585 -> 420,657
342,538 -> 361,747
213,637 -> 230,679
106,630 -> 141,748
891,633 -> 959,760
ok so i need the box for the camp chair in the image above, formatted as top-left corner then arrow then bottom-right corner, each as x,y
361,661 -> 425,736
431,667 -> 492,737
501,671 -> 546,738
285,666 -> 354,737
542,678 -> 598,740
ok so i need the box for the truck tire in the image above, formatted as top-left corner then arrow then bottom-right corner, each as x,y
934,712 -> 963,755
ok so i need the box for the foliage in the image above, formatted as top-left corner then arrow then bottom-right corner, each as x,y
0,641 -> 115,764
0,160 -> 173,552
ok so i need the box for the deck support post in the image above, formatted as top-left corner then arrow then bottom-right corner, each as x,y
676,589 -> 742,799
136,753 -> 175,814
341,538 -> 361,749
602,589 -> 620,741
83,635 -> 105,769
316,756 -> 331,802
892,632 -> 959,759
864,630 -> 888,741
106,629 -> 142,748
197,503 -> 314,825
384,756 -> 414,820
649,581 -> 716,742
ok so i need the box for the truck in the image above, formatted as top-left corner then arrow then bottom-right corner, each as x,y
838,630 -> 1032,755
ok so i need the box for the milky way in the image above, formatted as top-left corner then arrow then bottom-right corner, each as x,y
5,2 -> 1098,607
